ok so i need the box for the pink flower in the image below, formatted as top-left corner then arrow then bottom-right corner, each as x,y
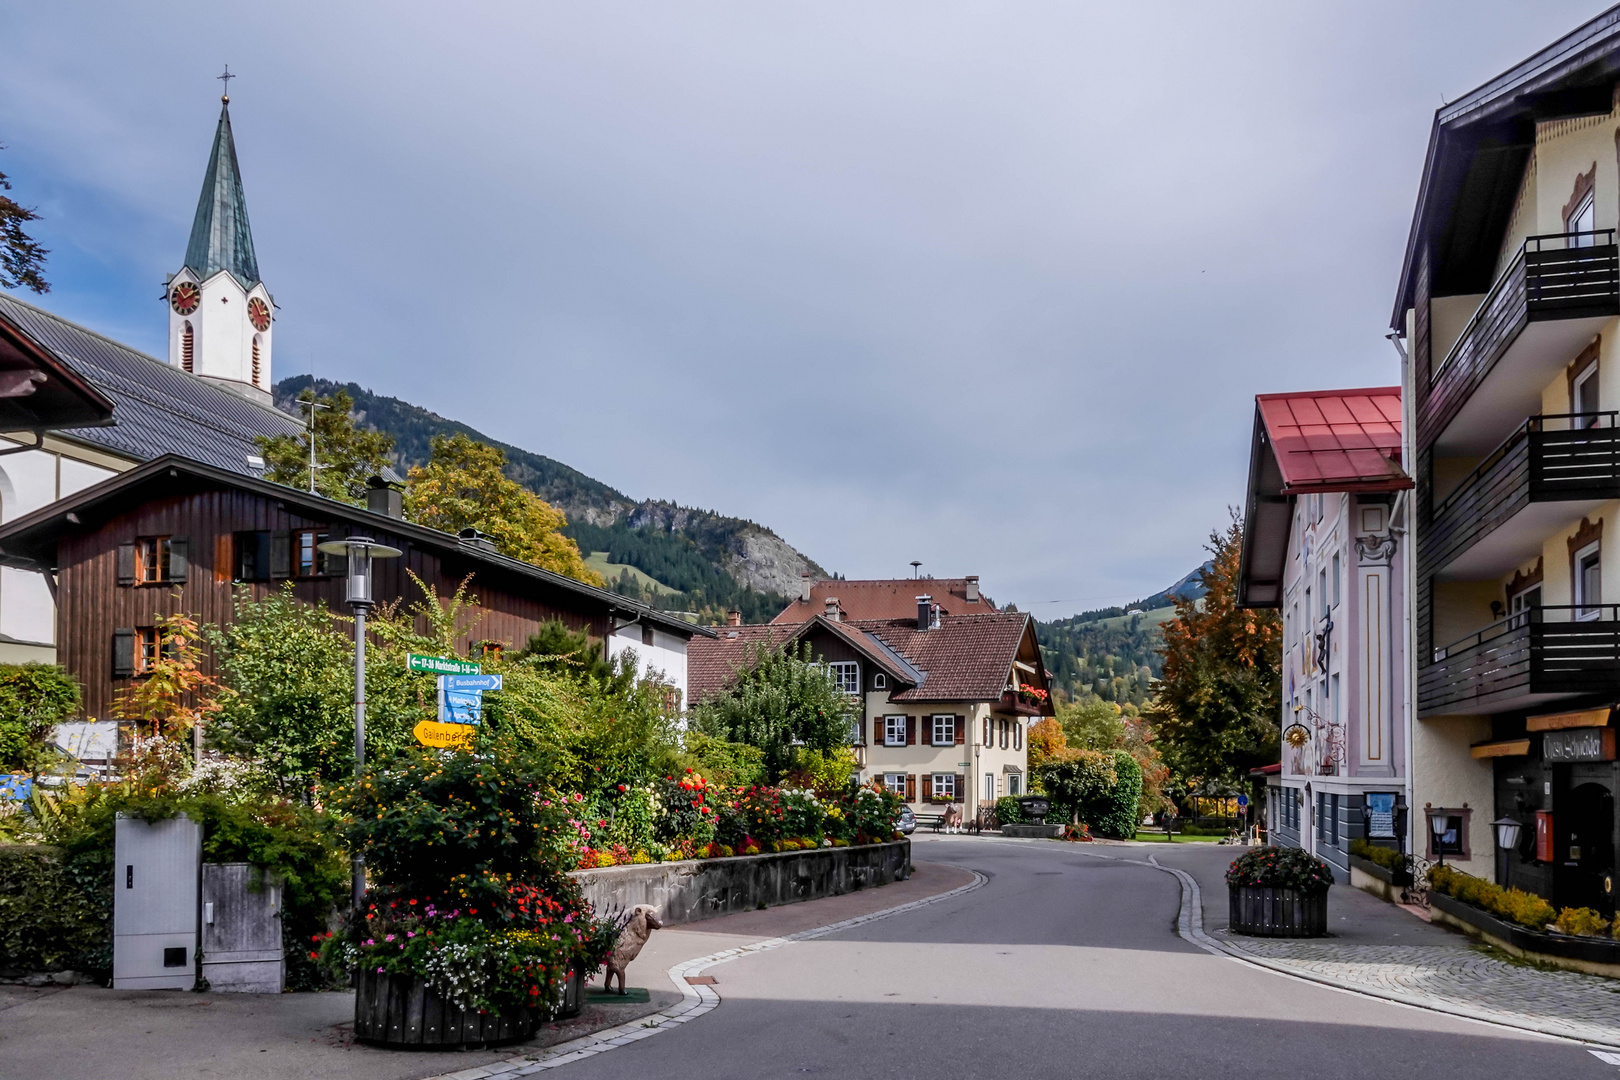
564,914 -> 573,924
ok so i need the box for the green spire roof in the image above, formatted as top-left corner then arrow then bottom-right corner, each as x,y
184,100 -> 260,288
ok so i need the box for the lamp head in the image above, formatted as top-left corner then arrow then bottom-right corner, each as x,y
316,537 -> 403,606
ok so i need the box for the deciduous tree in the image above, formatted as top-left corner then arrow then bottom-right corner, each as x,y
404,433 -> 602,585
1153,511 -> 1281,788
690,641 -> 858,783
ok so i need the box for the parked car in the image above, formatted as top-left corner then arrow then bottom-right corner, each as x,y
897,805 -> 916,835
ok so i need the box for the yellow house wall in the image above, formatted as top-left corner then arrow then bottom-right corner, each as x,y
1411,713 -> 1495,872
861,696 -> 1029,816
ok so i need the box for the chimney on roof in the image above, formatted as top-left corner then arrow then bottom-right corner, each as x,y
457,527 -> 498,553
367,474 -> 403,519
726,609 -> 742,627
965,575 -> 980,603
799,572 -> 812,602
917,595 -> 932,631
824,597 -> 841,622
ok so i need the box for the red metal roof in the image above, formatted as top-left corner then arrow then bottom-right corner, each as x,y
1255,387 -> 1410,493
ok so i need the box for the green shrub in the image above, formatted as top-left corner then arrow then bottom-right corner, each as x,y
995,796 -> 1024,824
0,844 -> 110,976
1349,838 -> 1408,873
1226,846 -> 1334,894
1428,865 -> 1555,931
1037,749 -> 1141,839
1553,906 -> 1610,938
0,665 -> 82,775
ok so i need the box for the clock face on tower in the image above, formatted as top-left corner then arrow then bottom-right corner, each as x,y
170,281 -> 201,316
248,297 -> 271,332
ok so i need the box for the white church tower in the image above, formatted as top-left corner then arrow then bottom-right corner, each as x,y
165,87 -> 273,405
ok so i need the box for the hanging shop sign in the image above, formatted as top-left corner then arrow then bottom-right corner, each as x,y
1542,727 -> 1616,763
414,719 -> 475,749
406,653 -> 480,676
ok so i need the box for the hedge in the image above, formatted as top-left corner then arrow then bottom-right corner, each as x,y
0,843 -> 112,977
1037,750 -> 1141,839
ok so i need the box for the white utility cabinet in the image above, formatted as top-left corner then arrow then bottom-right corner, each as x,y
113,812 -> 201,989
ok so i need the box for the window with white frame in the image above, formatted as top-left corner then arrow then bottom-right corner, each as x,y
847,718 -> 863,745
882,772 -> 907,795
1008,773 -> 1021,796
1331,553 -> 1341,607
1570,189 -> 1596,245
931,773 -> 957,800
873,672 -> 887,690
931,715 -> 955,746
827,661 -> 860,695
884,715 -> 907,746
983,773 -> 994,801
1574,360 -> 1601,425
1576,541 -> 1602,620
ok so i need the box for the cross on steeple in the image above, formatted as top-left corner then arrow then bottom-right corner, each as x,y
218,65 -> 235,103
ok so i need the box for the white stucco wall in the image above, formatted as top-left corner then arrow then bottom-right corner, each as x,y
607,623 -> 690,708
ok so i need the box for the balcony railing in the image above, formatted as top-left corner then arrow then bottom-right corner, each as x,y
1419,605 -> 1620,716
1421,412 -> 1620,572
1419,231 -> 1620,448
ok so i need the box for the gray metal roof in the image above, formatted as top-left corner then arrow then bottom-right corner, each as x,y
0,292 -> 301,472
184,100 -> 261,289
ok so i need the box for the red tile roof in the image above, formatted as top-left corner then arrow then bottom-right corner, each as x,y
771,578 -> 995,624
1255,387 -> 1410,493
855,614 -> 1034,703
687,611 -> 1042,709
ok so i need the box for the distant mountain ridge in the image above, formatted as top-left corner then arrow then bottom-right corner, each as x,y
273,376 -> 826,621
1034,564 -> 1210,706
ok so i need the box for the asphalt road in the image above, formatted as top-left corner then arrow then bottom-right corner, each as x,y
559,836 -> 1611,1080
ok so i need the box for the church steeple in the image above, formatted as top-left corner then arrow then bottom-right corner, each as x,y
183,99 -> 260,288
166,78 -> 273,406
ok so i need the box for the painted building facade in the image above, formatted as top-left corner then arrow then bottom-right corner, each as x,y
1239,388 -> 1412,880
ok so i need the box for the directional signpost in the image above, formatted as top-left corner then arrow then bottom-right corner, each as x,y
408,658 -> 495,748
407,653 -> 480,676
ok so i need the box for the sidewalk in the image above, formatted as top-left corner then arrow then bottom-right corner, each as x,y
1137,842 -> 1620,1047
0,861 -> 972,1080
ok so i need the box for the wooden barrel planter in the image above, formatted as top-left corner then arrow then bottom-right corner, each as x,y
354,967 -> 584,1049
1228,884 -> 1328,937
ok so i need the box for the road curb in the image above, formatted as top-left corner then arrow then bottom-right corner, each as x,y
1120,851 -> 1620,1051
420,868 -> 989,1079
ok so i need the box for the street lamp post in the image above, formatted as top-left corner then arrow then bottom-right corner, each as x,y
317,536 -> 402,910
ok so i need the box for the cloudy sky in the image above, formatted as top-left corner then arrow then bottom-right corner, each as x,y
1,2 -> 1608,616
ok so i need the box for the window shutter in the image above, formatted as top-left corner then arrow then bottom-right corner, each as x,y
954,715 -> 965,745
112,628 -> 135,676
872,719 -> 882,746
983,716 -> 991,745
116,543 -> 135,586
270,531 -> 292,579
921,774 -> 932,802
956,774 -> 967,801
168,537 -> 188,583
214,535 -> 233,583
906,716 -> 916,745
905,774 -> 916,801
1015,723 -> 1022,751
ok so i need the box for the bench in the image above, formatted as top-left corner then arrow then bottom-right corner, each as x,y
914,812 -> 947,832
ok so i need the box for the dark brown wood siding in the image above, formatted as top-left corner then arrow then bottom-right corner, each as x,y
56,489 -> 613,719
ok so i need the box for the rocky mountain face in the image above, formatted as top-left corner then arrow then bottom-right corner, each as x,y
273,377 -> 825,617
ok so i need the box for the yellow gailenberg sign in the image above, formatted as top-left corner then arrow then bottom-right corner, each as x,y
414,719 -> 475,749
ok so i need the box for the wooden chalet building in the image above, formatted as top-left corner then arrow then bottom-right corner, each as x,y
0,455 -> 712,723
692,595 -> 1051,819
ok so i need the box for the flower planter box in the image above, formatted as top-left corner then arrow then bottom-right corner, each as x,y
1228,884 -> 1328,938
354,967 -> 583,1049
1427,891 -> 1620,979
1348,853 -> 1412,887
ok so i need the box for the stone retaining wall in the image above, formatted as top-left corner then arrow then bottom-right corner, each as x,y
571,840 -> 911,926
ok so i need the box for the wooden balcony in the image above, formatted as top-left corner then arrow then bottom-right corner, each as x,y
1421,413 -> 1620,578
998,690 -> 1049,717
1419,606 -> 1620,717
1419,232 -> 1620,453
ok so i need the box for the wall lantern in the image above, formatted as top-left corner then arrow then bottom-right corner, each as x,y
1492,816 -> 1522,852
1428,806 -> 1451,868
316,536 -> 402,909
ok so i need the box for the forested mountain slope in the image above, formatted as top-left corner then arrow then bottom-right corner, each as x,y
274,376 -> 825,622
1035,564 -> 1210,707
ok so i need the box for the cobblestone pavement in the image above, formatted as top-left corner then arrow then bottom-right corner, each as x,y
1124,843 -> 1620,1048
1210,933 -> 1620,1045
